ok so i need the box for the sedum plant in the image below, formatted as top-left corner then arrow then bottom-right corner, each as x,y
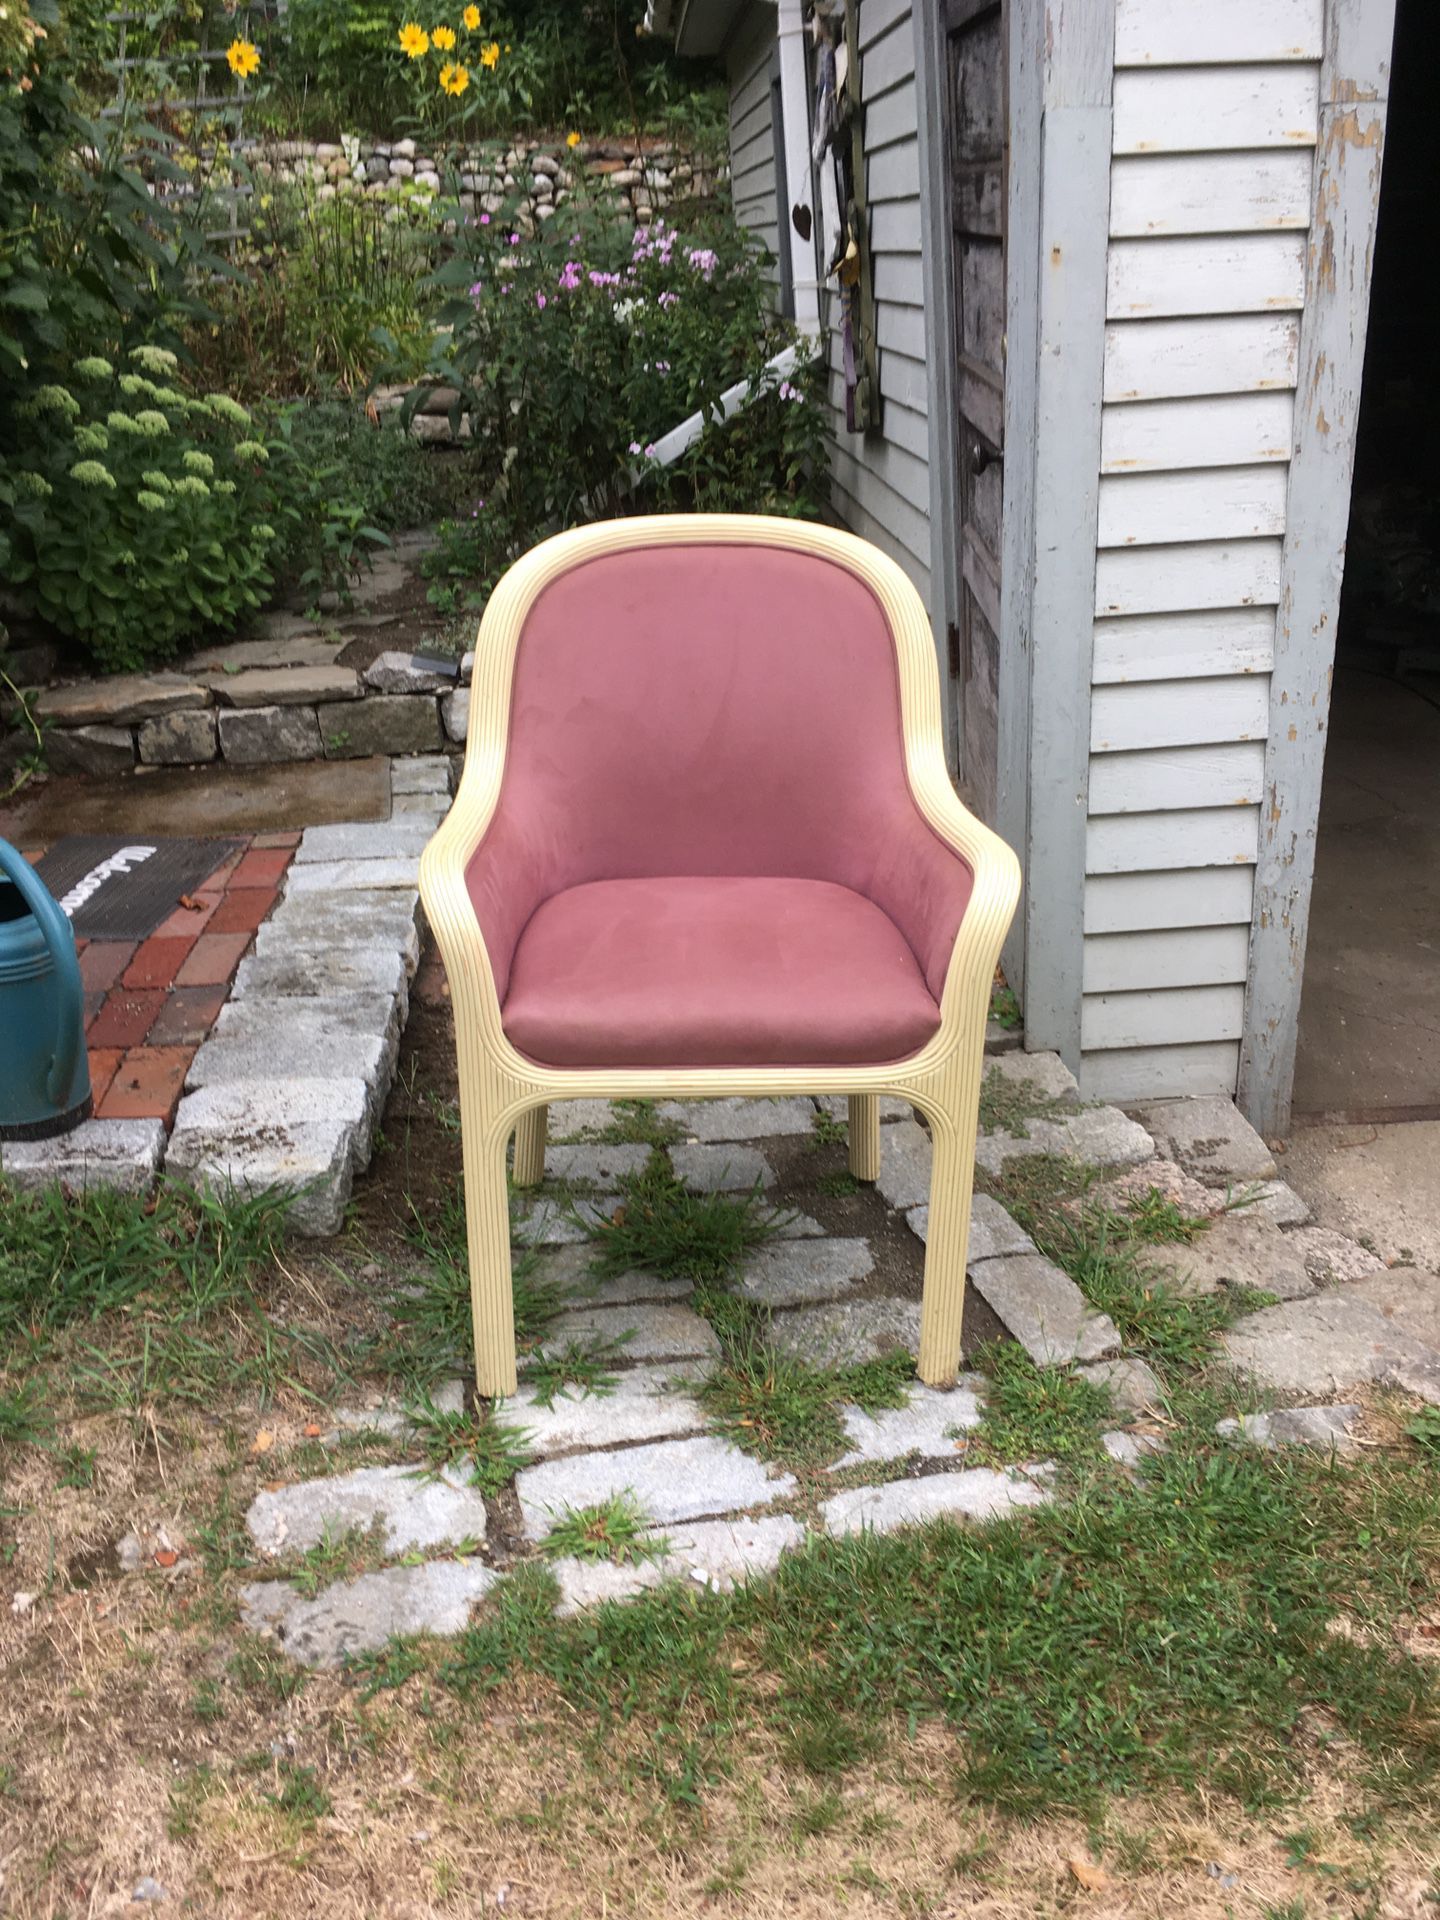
2,348 -> 278,673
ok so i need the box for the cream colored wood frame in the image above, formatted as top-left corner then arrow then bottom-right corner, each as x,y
420,515 -> 1021,1398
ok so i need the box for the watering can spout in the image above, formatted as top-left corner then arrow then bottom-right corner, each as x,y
0,838 -> 94,1141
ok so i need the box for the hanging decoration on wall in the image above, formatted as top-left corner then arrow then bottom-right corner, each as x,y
809,0 -> 879,434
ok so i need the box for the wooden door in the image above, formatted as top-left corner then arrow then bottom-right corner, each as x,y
944,0 -> 1006,822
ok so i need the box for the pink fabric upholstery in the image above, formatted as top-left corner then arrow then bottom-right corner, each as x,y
465,537 -> 973,1068
503,876 -> 943,1068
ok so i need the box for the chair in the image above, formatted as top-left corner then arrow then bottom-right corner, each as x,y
420,515 -> 1020,1398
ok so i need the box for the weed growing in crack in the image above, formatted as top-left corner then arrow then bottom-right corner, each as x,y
542,1495 -> 669,1566
968,1340 -> 1112,1468
411,1399 -> 534,1495
287,1522 -> 381,1598
588,1151 -> 784,1285
551,1098 -> 685,1148
520,1338 -> 625,1408
977,1067 -> 1074,1139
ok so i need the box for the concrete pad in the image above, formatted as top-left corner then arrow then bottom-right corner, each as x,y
975,1107 -> 1154,1178
737,1238 -> 874,1306
967,1253 -> 1122,1366
835,1382 -> 986,1467
499,1367 -> 707,1457
663,1097 -> 819,1141
246,1462 -> 489,1558
1241,1182 -> 1312,1226
0,1119 -> 165,1196
1143,1213 -> 1314,1302
164,1078 -> 370,1235
1075,1355 -> 1163,1416
543,1141 -> 653,1187
1340,1268 -> 1440,1351
1280,1123 -> 1440,1270
1222,1293 -> 1440,1396
285,857 -> 422,893
550,1514 -> 805,1615
876,1119 -> 933,1211
538,1302 -> 721,1362
670,1143 -> 776,1193
1130,1096 -> 1276,1185
240,1560 -> 498,1668
516,1433 -> 796,1540
766,1297 -> 923,1370
294,821 -> 435,864
821,1466 -> 1052,1537
1216,1405 -> 1363,1453
986,1050 -> 1080,1104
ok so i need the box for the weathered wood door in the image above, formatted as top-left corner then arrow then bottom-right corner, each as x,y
944,0 -> 1007,822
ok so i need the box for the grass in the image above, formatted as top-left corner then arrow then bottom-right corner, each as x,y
587,1151 -> 785,1286
968,1339 -> 1114,1467
551,1097 -> 685,1148
541,1495 -> 669,1566
694,1287 -> 915,1469
977,1066 -> 1072,1139
520,1338 -> 624,1408
1406,1404 -> 1440,1455
409,1397 -> 534,1495
287,1523 -> 379,1598
387,1439 -> 1440,1820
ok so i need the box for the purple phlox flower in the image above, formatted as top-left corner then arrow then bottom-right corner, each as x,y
644,442 -> 657,458
686,246 -> 718,278
535,291 -> 547,309
628,440 -> 642,455
557,260 -> 583,292
468,280 -> 484,297
658,289 -> 678,309
499,281 -> 513,294
588,269 -> 620,288
509,233 -> 521,246
656,359 -> 671,373
479,212 -> 491,225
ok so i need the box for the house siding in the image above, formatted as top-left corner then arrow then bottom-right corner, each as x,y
726,7 -> 782,297
1079,0 -> 1324,1104
823,0 -> 933,603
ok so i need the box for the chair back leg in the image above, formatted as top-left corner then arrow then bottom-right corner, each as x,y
462,1116 -> 521,1399
512,1103 -> 548,1188
847,1094 -> 882,1180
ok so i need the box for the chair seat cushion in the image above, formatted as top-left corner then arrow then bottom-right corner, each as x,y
501,876 -> 943,1069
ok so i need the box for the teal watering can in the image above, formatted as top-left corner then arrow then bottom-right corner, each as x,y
0,838 -> 93,1140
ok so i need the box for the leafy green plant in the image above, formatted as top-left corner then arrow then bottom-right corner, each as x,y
2,350 -> 277,671
587,1151 -> 784,1286
541,1495 -> 667,1565
1405,1405 -> 1440,1456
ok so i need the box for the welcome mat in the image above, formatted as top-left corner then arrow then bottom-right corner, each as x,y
33,836 -> 243,941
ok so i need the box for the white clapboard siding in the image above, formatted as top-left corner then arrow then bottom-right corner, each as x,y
819,0 -> 933,597
1101,394 -> 1295,472
1082,983 -> 1246,1050
1088,741 -> 1266,813
1107,236 -> 1306,319
1110,151 -> 1313,237
1081,1041 -> 1243,1103
1114,0 -> 1323,68
1104,315 -> 1299,402
1095,540 -> 1283,618
1087,807 -> 1261,875
1084,864 -> 1257,934
1092,677 -> 1269,751
725,12 -> 780,293
1091,608 -> 1277,683
1097,465 -> 1289,547
1113,65 -> 1319,155
1083,924 -> 1252,992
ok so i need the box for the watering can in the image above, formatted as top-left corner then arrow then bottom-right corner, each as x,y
0,838 -> 93,1140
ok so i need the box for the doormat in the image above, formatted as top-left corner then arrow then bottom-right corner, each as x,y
32,836 -> 244,941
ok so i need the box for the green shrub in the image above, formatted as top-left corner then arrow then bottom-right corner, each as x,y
418,199 -> 830,606
2,349 -> 278,672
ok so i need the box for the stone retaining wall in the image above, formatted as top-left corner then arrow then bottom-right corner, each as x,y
35,652 -> 474,778
253,135 -> 725,224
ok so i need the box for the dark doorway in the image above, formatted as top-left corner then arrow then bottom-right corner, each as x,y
1292,0 -> 1440,1122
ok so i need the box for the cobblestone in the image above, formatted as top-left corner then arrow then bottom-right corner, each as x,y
516,1434 -> 795,1540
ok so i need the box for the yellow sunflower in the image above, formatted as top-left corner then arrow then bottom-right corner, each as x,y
225,36 -> 260,77
432,23 -> 456,48
462,4 -> 480,28
398,21 -> 428,57
479,37 -> 499,66
439,59 -> 469,94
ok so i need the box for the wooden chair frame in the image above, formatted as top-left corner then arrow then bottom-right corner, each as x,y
420,515 -> 1020,1398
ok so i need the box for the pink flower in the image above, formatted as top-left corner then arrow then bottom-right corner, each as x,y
628,440 -> 642,455
658,290 -> 678,309
536,292 -> 547,309
479,212 -> 491,225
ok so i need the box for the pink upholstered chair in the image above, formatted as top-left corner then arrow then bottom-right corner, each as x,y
421,516 -> 1020,1397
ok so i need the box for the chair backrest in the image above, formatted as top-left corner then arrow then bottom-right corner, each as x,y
469,523 -> 972,999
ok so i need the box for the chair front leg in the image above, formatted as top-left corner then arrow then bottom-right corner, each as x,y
512,1102 -> 548,1188
915,1108 -> 976,1388
847,1094 -> 881,1181
461,1115 -> 520,1400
